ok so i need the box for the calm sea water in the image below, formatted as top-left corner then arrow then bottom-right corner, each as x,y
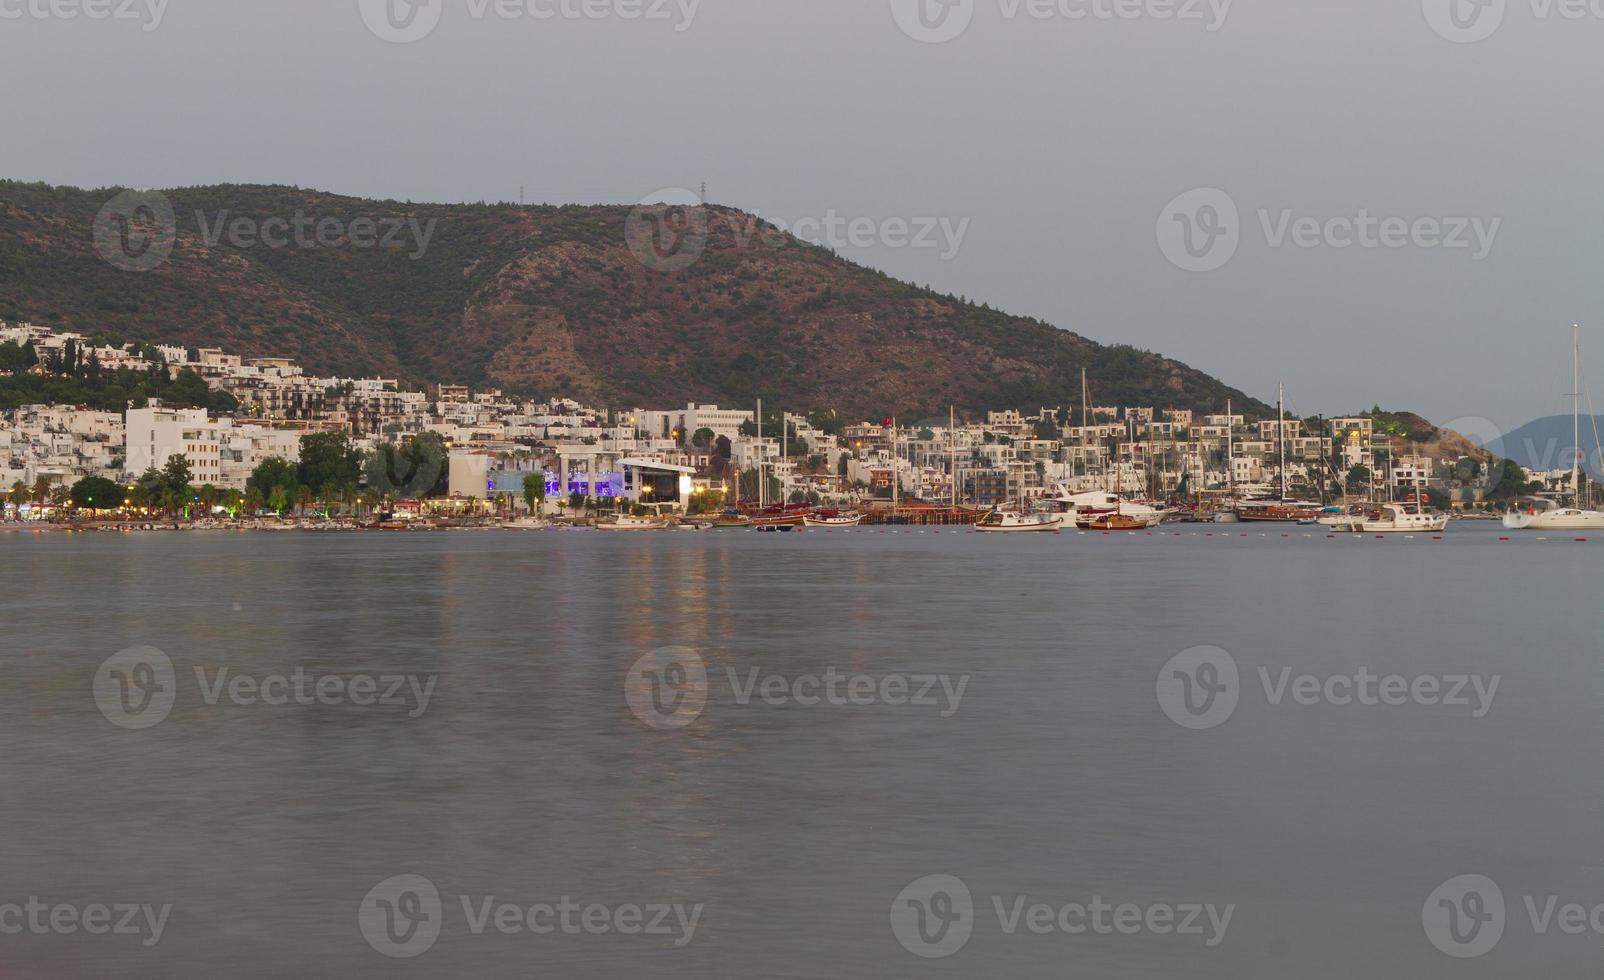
0,525 -> 1599,978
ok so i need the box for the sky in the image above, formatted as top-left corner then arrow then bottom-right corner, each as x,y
3,0 -> 1602,434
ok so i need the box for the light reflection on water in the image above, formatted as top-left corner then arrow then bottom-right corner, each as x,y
0,527 -> 1598,978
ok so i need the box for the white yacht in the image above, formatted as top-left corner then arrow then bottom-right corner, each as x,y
1502,499 -> 1604,530
1046,486 -> 1168,527
1501,327 -> 1603,530
1328,503 -> 1449,534
974,509 -> 1063,532
596,514 -> 672,530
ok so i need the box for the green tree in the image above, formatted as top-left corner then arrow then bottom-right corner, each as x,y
297,432 -> 362,507
127,468 -> 162,509
807,408 -> 844,437
160,454 -> 193,515
1488,458 -> 1536,500
247,457 -> 300,515
70,476 -> 123,511
1345,465 -> 1371,495
522,472 -> 546,514
691,427 -> 715,449
364,432 -> 447,499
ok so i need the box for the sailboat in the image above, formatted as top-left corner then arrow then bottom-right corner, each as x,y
1074,432 -> 1148,529
1504,325 -> 1604,530
1214,398 -> 1241,523
976,450 -> 1063,532
1235,384 -> 1322,522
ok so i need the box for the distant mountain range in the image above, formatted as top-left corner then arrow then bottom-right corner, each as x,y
0,180 -> 1273,419
1484,415 -> 1604,476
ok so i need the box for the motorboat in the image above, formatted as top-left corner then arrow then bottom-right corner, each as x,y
1046,486 -> 1167,527
974,509 -> 1063,532
596,514 -> 671,530
1328,502 -> 1449,533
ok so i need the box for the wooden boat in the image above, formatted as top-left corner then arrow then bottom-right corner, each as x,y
803,510 -> 862,527
750,512 -> 806,529
1076,512 -> 1148,531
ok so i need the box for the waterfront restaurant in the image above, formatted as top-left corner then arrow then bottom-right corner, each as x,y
618,458 -> 696,513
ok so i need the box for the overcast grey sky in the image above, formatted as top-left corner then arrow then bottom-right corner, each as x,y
3,0 -> 1601,430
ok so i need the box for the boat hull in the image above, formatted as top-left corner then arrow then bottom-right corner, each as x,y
1503,509 -> 1604,530
803,515 -> 863,527
975,516 -> 1063,532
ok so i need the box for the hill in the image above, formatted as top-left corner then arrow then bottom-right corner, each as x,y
1483,415 -> 1604,477
0,180 -> 1273,419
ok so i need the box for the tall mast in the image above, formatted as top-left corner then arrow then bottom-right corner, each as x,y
1278,383 -> 1288,501
890,416 -> 899,510
756,397 -> 764,510
781,406 -> 787,503
950,405 -> 957,509
1573,324 -> 1582,507
1226,398 -> 1234,497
